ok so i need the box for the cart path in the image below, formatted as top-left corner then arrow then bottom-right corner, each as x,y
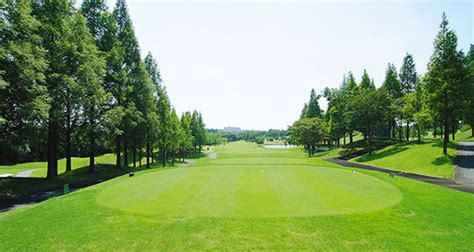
15,169 -> 39,178
326,158 -> 474,194
454,141 -> 474,185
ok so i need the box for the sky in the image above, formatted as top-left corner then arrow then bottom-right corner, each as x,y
104,0 -> 472,130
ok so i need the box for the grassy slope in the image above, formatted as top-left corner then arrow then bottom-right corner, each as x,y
0,141 -> 473,250
351,128 -> 473,179
0,154 -> 116,177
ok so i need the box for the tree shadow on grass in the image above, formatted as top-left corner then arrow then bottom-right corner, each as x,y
354,144 -> 409,163
0,162 -> 166,203
431,155 -> 453,166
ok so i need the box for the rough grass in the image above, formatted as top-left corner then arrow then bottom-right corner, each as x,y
0,141 -> 473,250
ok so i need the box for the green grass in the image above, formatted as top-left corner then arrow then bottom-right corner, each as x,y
0,153 -> 157,178
0,141 -> 473,250
0,154 -> 116,177
351,127 -> 473,179
352,139 -> 457,178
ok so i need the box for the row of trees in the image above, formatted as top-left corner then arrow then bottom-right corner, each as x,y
0,0 -> 207,177
289,13 -> 474,155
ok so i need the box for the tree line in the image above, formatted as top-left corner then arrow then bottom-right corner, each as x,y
0,0 -> 208,177
289,13 -> 474,156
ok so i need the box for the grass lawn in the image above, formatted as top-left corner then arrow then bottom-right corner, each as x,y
351,128 -> 473,179
352,139 -> 457,178
0,141 -> 473,250
0,154 -> 116,177
0,153 -> 158,178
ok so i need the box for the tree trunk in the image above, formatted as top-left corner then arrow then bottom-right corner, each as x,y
89,127 -> 95,173
368,126 -> 373,155
151,146 -> 154,164
146,140 -> 150,168
387,121 -> 391,139
65,130 -> 72,173
123,138 -> 128,167
399,117 -> 403,141
406,121 -> 410,141
139,148 -> 142,167
65,100 -> 72,173
349,132 -> 353,144
133,145 -> 136,168
443,123 -> 449,155
392,120 -> 396,139
472,124 -> 474,137
162,150 -> 166,167
452,126 -> 455,140
115,137 -> 121,170
417,125 -> 421,143
343,133 -> 346,145
172,152 -> 175,166
47,119 -> 58,179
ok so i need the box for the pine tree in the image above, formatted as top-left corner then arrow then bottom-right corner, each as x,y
112,0 -> 142,168
424,13 -> 470,154
382,63 -> 401,139
70,13 -> 107,173
399,53 -> 417,140
359,69 -> 375,90
305,89 -> 322,118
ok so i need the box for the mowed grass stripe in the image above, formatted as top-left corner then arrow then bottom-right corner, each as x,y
96,166 -> 215,216
263,166 -> 331,216
186,166 -> 239,217
234,165 -> 284,217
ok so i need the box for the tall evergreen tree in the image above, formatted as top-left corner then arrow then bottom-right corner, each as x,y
399,53 -> 417,140
33,0 -> 76,178
359,69 -> 375,90
424,13 -> 470,154
305,89 -> 322,118
382,63 -> 401,139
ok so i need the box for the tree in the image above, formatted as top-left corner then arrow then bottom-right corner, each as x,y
359,69 -> 375,90
382,63 -> 401,139
424,13 -> 470,155
112,0 -> 143,168
465,45 -> 474,137
0,0 -> 49,164
399,53 -> 417,140
179,112 -> 194,161
288,117 -> 327,156
33,0 -> 76,178
347,88 -> 390,154
191,111 -> 207,152
305,89 -> 323,118
65,13 -> 106,173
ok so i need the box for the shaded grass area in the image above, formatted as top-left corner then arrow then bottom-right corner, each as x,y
0,141 -> 472,250
0,154 -> 117,178
0,151 -> 206,201
352,139 -> 457,179
351,128 -> 473,179
0,164 -> 146,201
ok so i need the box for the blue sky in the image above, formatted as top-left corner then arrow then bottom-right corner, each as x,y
104,0 -> 472,130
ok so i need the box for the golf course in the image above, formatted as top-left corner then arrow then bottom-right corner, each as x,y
1,141 -> 473,250
1,0 -> 473,250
